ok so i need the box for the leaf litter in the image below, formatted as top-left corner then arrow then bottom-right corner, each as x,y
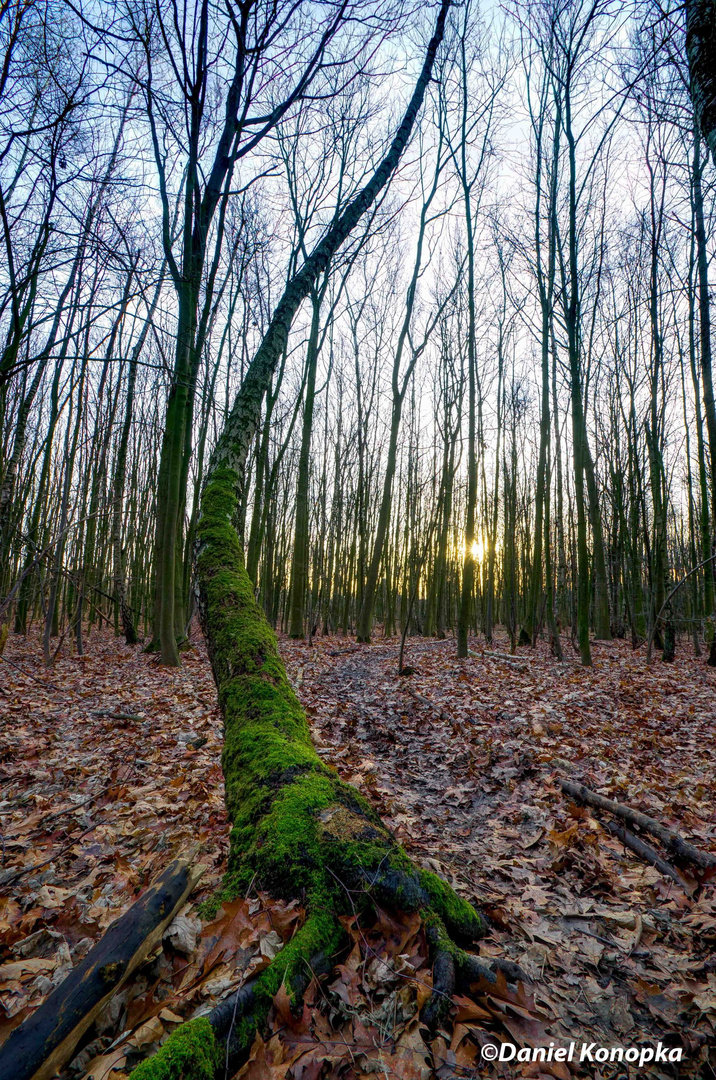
0,628 -> 714,1079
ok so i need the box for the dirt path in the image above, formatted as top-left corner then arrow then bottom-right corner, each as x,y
280,631 -> 716,1076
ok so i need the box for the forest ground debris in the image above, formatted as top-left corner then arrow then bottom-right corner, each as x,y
0,628 -> 715,1078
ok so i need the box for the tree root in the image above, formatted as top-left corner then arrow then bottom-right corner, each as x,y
418,915 -> 529,1032
420,949 -> 455,1028
128,901 -> 515,1079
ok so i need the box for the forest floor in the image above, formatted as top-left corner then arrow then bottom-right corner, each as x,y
0,627 -> 715,1080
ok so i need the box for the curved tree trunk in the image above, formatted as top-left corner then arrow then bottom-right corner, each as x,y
127,9 -> 507,1076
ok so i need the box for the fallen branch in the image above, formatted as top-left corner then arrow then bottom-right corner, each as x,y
91,710 -> 145,721
0,853 -> 204,1080
483,651 -> 528,671
644,552 -> 716,665
560,780 -> 716,872
604,820 -> 686,887
1,780 -> 113,842
0,652 -> 59,688
401,683 -> 450,723
0,819 -> 107,888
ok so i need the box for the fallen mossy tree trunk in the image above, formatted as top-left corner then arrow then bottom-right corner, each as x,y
126,3 -> 519,1073
130,491 -> 494,1078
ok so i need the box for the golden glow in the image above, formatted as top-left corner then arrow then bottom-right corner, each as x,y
459,534 -> 499,562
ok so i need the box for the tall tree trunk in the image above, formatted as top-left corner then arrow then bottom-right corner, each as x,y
112,269 -> 164,644
686,0 -> 716,163
485,345 -> 502,644
43,356 -> 87,666
355,158 -> 443,642
288,286 -> 324,638
456,211 -> 477,658
688,230 -> 714,644
563,79 -> 592,666
583,444 -> 611,639
692,126 -> 716,664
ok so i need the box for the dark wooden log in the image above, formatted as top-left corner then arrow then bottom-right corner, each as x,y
0,854 -> 204,1080
560,780 -> 716,872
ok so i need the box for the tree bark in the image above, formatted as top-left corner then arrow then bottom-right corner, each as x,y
691,126 -> 716,664
686,0 -> 716,163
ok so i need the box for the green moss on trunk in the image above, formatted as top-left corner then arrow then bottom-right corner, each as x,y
129,1019 -> 220,1080
128,463 -> 485,1080
195,466 -> 482,934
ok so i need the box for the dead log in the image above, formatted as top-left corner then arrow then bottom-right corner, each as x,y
483,651 -> 528,671
0,854 -> 204,1080
560,780 -> 716,872
91,710 -> 144,721
604,820 -> 686,886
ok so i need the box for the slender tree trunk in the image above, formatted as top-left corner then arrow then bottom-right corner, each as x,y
692,127 -> 716,664
457,190 -> 477,657
688,236 -> 714,642
563,88 -> 592,666
355,165 -> 443,642
43,356 -> 87,665
289,287 -> 324,638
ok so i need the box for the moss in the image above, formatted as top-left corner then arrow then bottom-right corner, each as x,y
197,466 -> 414,903
128,1018 -> 220,1080
222,908 -> 347,1057
418,869 -> 486,941
196,464 -> 490,934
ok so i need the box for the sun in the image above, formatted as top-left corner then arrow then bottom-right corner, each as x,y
471,537 -> 485,562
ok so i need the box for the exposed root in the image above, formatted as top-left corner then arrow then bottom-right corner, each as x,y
127,900 -> 517,1078
208,980 -> 256,1072
418,915 -> 530,1032
420,948 -> 455,1029
211,917 -> 337,1074
457,950 -> 528,989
